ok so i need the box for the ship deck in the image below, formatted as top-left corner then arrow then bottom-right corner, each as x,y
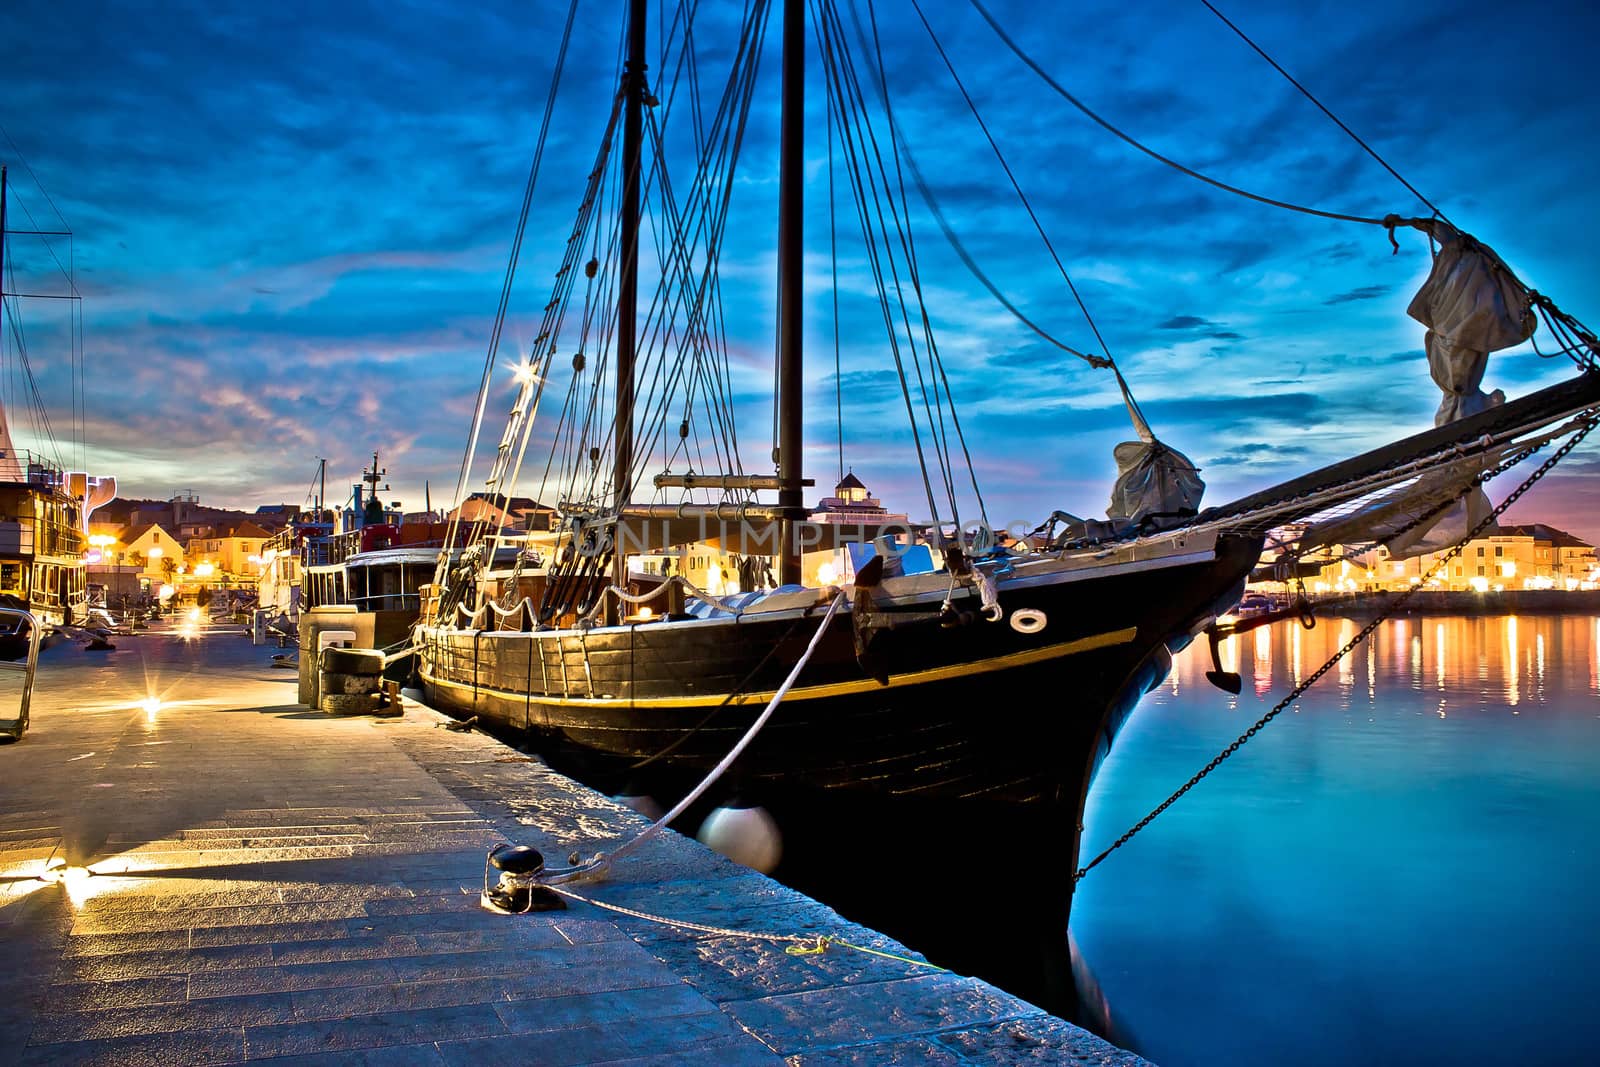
0,621 -> 1144,1064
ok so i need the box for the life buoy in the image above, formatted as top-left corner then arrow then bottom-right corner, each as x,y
1009,608 -> 1047,634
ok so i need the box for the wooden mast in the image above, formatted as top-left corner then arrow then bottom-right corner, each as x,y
611,0 -> 648,620
776,0 -> 805,585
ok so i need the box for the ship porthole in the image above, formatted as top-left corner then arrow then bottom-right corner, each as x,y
1009,609 -> 1047,634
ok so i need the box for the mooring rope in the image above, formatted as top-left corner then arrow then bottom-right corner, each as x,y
534,591 -> 847,883
543,883 -> 946,970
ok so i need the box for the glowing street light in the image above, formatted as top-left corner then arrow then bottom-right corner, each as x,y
193,561 -> 215,578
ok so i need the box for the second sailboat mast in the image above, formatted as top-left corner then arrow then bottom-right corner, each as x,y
612,0 -> 648,604
775,0 -> 805,585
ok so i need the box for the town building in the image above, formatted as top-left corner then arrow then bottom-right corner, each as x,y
184,520 -> 274,591
1300,524 -> 1598,594
446,493 -> 554,532
808,471 -> 908,526
84,522 -> 186,604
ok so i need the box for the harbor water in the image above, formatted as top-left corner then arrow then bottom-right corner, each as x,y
1073,613 -> 1600,1066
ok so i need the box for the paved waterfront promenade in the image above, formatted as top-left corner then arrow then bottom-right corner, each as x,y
0,623 -> 1145,1065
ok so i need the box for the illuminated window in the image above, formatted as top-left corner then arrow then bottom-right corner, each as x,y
1477,566 -> 1485,576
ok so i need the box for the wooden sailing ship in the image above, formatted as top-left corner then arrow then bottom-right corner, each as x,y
409,0 -> 1600,1012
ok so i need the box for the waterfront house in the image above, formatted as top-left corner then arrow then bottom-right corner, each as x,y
113,522 -> 186,597
446,493 -> 553,532
184,521 -> 274,592
1298,523 -> 1597,594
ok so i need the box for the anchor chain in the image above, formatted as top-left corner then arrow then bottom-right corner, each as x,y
1075,411 -> 1599,883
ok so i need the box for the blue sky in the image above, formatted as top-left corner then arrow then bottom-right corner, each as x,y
4,0 -> 1599,541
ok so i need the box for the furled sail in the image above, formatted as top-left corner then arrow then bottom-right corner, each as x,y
1409,220 -> 1535,424
1106,438 -> 1205,527
1105,374 -> 1204,528
1382,221 -> 1536,557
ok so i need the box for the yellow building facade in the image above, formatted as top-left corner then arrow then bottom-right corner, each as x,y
1306,524 -> 1597,594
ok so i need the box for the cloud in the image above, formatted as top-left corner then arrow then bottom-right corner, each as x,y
1205,443 -> 1314,467
3,0 -> 1595,532
1324,284 -> 1395,305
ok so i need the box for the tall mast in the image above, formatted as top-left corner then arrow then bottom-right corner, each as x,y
612,0 -> 648,611
776,0 -> 805,585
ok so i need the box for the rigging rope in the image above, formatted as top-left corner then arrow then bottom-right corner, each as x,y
858,0 -> 977,529
442,0 -> 581,577
813,2 -> 946,531
966,0 -> 1400,229
1197,0 -> 1449,225
1074,411 -> 1599,883
907,0 -> 1113,370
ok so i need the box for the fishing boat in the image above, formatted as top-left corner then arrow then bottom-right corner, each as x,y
410,0 -> 1600,1012
291,452 -> 458,643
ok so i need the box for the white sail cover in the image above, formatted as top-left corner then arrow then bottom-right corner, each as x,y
1376,222 -> 1537,558
1407,221 -> 1534,425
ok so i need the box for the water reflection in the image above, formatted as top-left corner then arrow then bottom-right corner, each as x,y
1163,613 -> 1599,704
1075,613 -> 1600,1067
1506,616 -> 1519,706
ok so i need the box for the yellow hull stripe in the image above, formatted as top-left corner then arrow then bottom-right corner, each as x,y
422,625 -> 1140,710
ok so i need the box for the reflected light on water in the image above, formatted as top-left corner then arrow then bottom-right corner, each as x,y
1337,619 -> 1354,689
1254,627 -> 1272,697
1291,624 -> 1302,687
1536,633 -> 1546,701
1150,613 -> 1600,715
1218,634 -> 1239,676
1367,631 -> 1376,702
1082,611 -> 1600,1067
1436,622 -> 1446,690
1507,616 -> 1520,706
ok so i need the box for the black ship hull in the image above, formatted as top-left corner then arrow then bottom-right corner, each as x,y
419,534 -> 1258,802
414,533 -> 1261,1015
